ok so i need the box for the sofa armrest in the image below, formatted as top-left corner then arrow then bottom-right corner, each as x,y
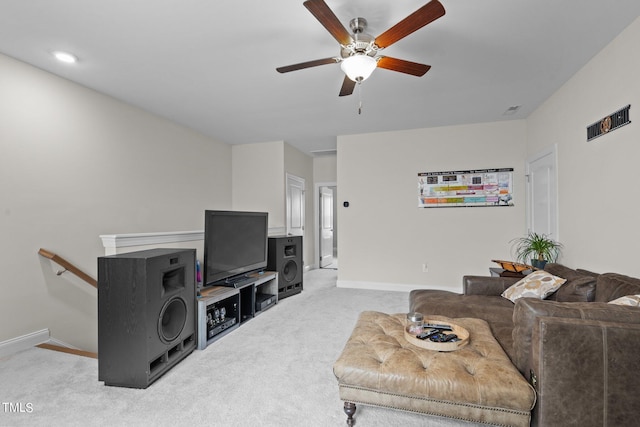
512,298 -> 640,374
530,316 -> 640,426
462,275 -> 520,296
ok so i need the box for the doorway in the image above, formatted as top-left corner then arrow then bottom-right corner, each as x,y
318,184 -> 338,269
526,145 -> 558,239
286,173 -> 305,237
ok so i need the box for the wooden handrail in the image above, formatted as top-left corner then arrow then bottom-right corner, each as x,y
37,343 -> 97,359
38,248 -> 98,288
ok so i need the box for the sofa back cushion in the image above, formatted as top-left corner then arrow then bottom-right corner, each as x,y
595,273 -> 640,302
544,263 -> 597,302
575,268 -> 600,277
546,276 -> 597,302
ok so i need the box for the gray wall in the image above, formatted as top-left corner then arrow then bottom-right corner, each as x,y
526,16 -> 640,275
4,14 -> 639,352
336,15 -> 640,291
337,121 -> 526,291
232,141 -> 315,269
0,53 -> 232,352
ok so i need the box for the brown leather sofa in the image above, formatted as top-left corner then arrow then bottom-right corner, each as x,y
409,263 -> 640,427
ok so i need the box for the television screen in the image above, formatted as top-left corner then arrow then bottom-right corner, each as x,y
203,210 -> 268,286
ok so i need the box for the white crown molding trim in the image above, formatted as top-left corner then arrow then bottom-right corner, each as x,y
0,329 -> 50,358
100,230 -> 204,249
336,280 -> 443,293
100,227 -> 287,250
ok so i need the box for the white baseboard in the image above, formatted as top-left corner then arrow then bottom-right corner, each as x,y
46,337 -> 81,350
0,329 -> 50,358
336,280 -> 436,293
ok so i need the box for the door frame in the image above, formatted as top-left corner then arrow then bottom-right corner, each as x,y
525,144 -> 559,239
314,181 -> 337,270
285,173 -> 305,237
319,186 -> 335,268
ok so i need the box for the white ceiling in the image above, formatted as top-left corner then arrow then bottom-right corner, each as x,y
1,1 -> 639,155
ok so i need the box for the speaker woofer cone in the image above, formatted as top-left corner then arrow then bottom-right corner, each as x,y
158,297 -> 187,343
282,259 -> 298,283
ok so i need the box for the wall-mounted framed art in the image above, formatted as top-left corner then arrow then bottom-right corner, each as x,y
418,168 -> 514,208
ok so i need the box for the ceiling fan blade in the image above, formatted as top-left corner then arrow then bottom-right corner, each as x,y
376,56 -> 431,76
304,0 -> 353,46
276,57 -> 338,73
339,75 -> 356,97
374,0 -> 445,49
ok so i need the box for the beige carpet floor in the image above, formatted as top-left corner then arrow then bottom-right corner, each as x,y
0,268 -> 484,427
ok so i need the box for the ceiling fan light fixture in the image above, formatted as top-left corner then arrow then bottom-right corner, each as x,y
341,55 -> 377,82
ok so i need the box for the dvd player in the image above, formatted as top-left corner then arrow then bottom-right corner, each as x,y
207,317 -> 237,339
255,293 -> 276,311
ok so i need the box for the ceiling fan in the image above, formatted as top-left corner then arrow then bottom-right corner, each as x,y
276,0 -> 446,97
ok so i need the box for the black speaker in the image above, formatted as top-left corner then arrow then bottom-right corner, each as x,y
97,248 -> 197,388
267,236 -> 303,299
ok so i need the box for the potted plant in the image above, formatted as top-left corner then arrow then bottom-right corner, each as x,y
510,232 -> 562,269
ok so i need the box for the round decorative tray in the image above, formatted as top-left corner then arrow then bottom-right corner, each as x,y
404,319 -> 469,352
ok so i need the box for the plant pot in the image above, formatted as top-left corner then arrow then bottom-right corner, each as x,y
530,259 -> 547,270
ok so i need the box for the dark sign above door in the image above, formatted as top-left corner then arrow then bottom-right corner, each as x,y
587,104 -> 631,141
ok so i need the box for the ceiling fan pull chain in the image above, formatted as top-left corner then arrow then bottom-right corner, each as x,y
358,82 -> 363,115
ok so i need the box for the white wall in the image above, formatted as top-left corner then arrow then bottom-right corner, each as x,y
337,121 -> 527,291
232,141 -> 285,231
5,14 -> 638,353
527,16 -> 640,276
336,16 -> 640,290
231,141 -> 315,268
313,155 -> 337,184
0,53 -> 232,352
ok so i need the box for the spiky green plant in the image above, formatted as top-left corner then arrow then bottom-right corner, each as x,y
511,232 -> 562,264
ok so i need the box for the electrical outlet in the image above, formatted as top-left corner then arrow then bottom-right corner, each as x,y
422,263 -> 428,273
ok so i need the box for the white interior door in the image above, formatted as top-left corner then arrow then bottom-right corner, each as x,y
319,187 -> 334,268
286,173 -> 305,237
526,146 -> 558,239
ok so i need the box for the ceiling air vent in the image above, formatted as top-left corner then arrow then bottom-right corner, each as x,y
503,106 -> 521,115
587,105 -> 631,141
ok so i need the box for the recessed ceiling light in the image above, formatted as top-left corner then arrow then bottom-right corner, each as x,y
52,51 -> 78,64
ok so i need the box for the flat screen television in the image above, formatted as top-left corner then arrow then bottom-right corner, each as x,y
203,210 -> 268,287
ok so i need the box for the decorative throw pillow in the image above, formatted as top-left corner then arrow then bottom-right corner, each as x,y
608,295 -> 640,307
501,270 -> 567,303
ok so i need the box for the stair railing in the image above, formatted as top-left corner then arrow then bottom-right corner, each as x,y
37,248 -> 98,358
38,248 -> 98,288
36,343 -> 98,359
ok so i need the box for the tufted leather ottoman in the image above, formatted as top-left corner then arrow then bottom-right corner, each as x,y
333,311 -> 536,426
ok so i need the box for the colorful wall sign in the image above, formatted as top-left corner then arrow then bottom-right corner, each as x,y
418,168 -> 514,208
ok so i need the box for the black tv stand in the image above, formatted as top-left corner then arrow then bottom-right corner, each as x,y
197,271 -> 278,350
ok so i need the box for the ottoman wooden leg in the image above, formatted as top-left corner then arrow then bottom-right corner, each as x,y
343,401 -> 357,426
